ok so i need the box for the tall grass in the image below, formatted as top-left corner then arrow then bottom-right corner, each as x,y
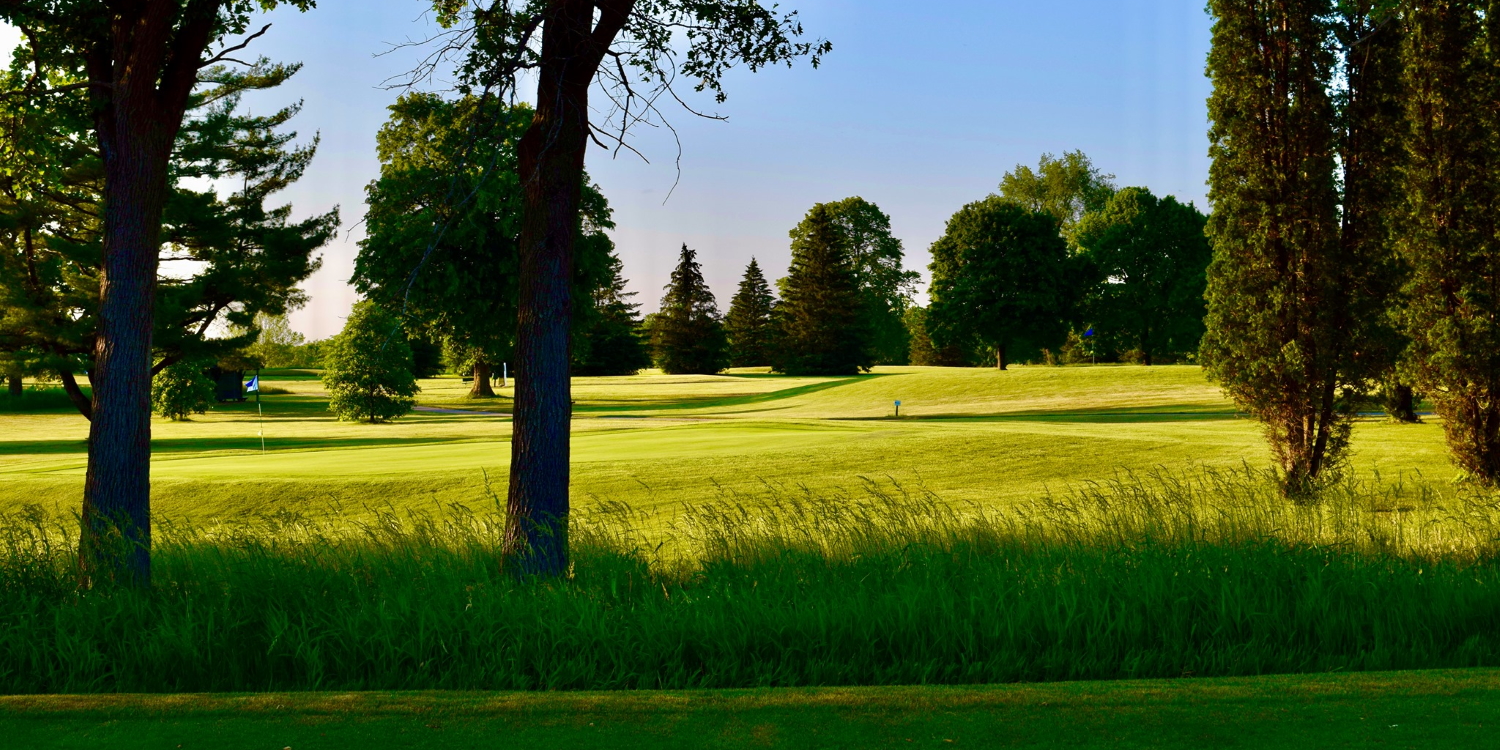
3,467 -> 1500,693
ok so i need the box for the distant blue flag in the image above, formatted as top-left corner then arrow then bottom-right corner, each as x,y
244,376 -> 259,393
1083,328 -> 1096,338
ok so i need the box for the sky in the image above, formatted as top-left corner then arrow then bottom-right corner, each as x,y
1,2 -> 1213,341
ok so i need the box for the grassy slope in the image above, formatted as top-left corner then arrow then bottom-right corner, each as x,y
0,365 -> 1457,518
3,669 -> 1494,749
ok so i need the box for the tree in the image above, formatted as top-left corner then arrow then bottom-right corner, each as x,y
1397,2 -> 1500,482
904,306 -> 969,367
653,245 -> 728,375
321,302 -> 420,424
774,204 -> 872,375
150,358 -> 215,421
997,151 -> 1117,242
724,258 -> 776,367
574,254 -> 651,376
927,198 -> 1076,371
1201,0 -> 1384,499
815,198 -> 918,364
433,0 -> 829,577
1073,188 -> 1211,366
0,3 -> 324,585
1339,2 -> 1412,424
353,93 -> 616,399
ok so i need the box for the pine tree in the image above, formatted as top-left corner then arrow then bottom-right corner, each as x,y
1398,2 -> 1500,482
654,245 -> 728,375
724,258 -> 778,367
575,254 -> 652,376
1201,0 -> 1381,499
775,204 -> 873,375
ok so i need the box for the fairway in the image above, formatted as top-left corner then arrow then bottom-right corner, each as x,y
0,365 -> 1459,520
3,669 -> 1495,749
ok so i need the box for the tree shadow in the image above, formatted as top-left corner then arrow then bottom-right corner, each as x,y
573,374 -> 891,414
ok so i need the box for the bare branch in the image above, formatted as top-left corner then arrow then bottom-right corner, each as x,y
198,24 -> 272,69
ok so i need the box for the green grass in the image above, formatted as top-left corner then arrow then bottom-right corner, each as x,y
4,669 -> 1498,749
4,469 -> 1500,694
0,366 -> 1463,521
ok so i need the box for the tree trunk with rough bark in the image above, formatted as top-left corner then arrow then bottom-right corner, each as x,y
470,359 -> 496,398
6,375 -> 20,399
503,0 -> 631,577
1389,384 -> 1419,423
77,1 -> 223,588
995,345 -> 1008,371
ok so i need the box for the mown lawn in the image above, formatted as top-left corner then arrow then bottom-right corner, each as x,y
3,669 -> 1494,749
0,365 -> 1459,522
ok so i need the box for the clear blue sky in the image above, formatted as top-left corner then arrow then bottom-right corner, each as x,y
4,1 -> 1213,340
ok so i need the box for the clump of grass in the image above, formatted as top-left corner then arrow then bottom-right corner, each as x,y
2,467 -> 1500,693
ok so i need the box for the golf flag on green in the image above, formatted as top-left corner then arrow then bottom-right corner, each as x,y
245,375 -> 259,393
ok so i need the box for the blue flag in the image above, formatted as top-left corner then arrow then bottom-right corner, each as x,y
1083,328 -> 1096,338
244,376 -> 259,393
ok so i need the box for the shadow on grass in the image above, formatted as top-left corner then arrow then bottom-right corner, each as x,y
3,435 -> 477,457
848,405 -> 1243,424
575,374 -> 891,415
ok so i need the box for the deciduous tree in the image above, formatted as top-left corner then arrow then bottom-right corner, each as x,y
927,198 -> 1076,371
433,0 -> 828,576
321,301 -> 420,424
1074,188 -> 1210,366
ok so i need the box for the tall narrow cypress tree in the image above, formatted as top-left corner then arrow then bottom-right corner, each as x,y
1398,2 -> 1500,482
1338,3 -> 1412,423
724,258 -> 777,367
775,204 -> 873,375
654,245 -> 728,375
1201,0 -> 1375,499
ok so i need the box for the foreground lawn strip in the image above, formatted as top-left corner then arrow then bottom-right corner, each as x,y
1,669 -> 1496,749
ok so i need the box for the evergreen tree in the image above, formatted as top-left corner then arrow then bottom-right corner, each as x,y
575,254 -> 652,376
724,258 -> 778,367
654,245 -> 729,375
815,198 -> 919,364
1074,188 -> 1211,366
321,302 -> 420,424
775,204 -> 873,375
1398,2 -> 1500,482
927,198 -> 1076,370
1201,0 -> 1382,498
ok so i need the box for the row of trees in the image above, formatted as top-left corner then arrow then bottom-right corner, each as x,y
1200,1 -> 1500,493
644,197 -> 918,376
918,152 -> 1211,370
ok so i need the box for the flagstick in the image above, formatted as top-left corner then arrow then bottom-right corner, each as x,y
256,367 -> 265,454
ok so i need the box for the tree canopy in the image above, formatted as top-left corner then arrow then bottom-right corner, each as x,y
775,203 -> 872,376
997,151 -> 1116,241
1074,188 -> 1210,366
927,198 -> 1077,370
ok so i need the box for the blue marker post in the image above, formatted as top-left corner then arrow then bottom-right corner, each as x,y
895,400 -> 901,418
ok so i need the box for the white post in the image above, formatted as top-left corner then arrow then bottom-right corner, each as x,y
502,362 -> 508,389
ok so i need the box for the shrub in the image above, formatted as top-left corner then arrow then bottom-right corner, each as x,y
321,301 -> 419,423
150,359 -> 215,421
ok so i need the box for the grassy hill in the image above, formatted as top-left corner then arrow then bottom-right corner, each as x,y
0,365 -> 1457,520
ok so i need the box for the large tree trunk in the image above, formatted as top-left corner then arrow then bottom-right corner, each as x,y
995,345 -> 1008,371
470,359 -> 497,398
6,375 -> 20,399
81,132 -> 173,588
503,1 -> 606,578
1388,384 -> 1419,423
77,2 -> 221,588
